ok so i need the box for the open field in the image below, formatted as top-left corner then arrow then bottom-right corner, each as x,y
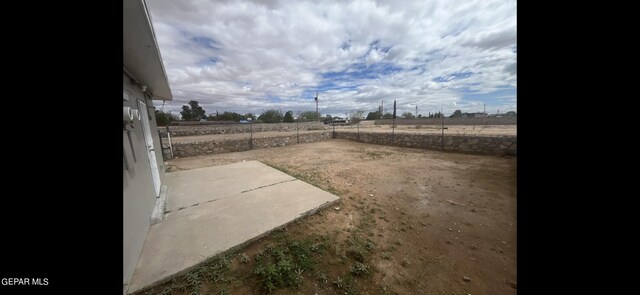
141,139 -> 516,295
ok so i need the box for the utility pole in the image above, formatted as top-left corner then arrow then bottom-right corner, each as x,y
415,105 -> 418,118
483,104 -> 486,114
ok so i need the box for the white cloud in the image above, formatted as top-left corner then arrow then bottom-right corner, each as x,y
146,0 -> 517,117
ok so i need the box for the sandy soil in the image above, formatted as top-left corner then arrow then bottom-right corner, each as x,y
161,140 -> 516,294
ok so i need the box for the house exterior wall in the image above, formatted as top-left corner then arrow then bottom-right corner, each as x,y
123,73 -> 166,288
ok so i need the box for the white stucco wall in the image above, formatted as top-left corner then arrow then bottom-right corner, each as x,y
123,72 -> 166,289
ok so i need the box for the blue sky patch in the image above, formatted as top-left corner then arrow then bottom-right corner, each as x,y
190,36 -> 221,50
461,85 -> 516,105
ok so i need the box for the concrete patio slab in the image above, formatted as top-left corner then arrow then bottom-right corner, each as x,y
165,160 -> 296,211
127,161 -> 339,294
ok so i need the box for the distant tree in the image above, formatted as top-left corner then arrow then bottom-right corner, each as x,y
155,110 -> 178,126
245,113 -> 256,120
324,114 -> 333,121
350,110 -> 365,124
283,111 -> 294,123
450,110 -> 462,118
402,112 -> 415,119
213,111 -> 245,122
366,111 -> 383,120
381,112 -> 394,119
505,111 -> 517,116
180,100 -> 206,121
258,108 -> 284,123
417,114 -> 422,118
298,111 -> 321,122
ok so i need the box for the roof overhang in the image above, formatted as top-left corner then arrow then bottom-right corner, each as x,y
123,0 -> 172,101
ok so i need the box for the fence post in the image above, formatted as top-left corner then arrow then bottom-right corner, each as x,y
333,124 -> 335,138
166,125 -> 173,159
357,121 -> 360,141
392,118 -> 395,144
441,112 -> 445,151
297,122 -> 299,144
250,123 -> 253,149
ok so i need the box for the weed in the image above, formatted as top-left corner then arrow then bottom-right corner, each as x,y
294,268 -> 304,286
364,150 -> 393,159
334,274 -> 359,295
159,287 -> 172,295
253,237 -> 318,292
315,271 -> 328,286
218,286 -> 230,295
381,251 -> 391,260
350,262 -> 371,276
255,249 -> 264,262
310,242 -> 321,252
186,270 -> 202,287
240,253 -> 250,264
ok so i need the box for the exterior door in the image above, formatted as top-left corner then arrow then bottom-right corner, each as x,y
138,100 -> 161,197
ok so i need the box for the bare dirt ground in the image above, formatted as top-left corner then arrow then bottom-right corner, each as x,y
145,140 -> 516,295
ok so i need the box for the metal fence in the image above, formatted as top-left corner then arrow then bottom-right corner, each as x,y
157,120 -> 517,158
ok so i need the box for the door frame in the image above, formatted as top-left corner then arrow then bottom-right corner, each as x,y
137,99 -> 161,197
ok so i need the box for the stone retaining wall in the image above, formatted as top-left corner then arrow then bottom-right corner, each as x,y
160,122 -> 327,137
334,131 -> 516,155
171,131 -> 332,158
169,130 -> 516,158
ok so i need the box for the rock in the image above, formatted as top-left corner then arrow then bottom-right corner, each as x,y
463,276 -> 471,282
369,194 -> 374,197
334,207 -> 341,211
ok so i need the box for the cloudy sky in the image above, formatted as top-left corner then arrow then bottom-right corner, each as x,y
146,0 -> 516,118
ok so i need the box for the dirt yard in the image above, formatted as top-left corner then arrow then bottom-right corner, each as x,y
146,139 -> 516,295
